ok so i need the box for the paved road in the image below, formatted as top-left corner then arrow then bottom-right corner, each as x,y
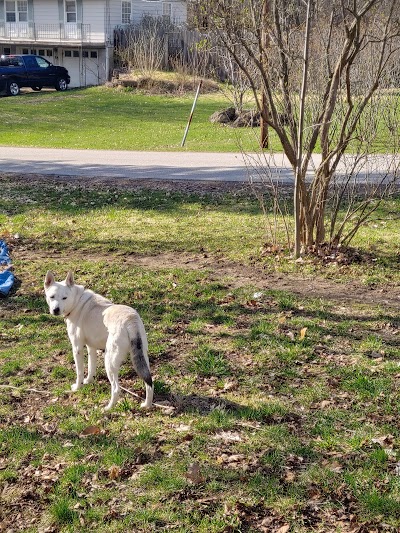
0,146 -> 296,183
0,146 -> 397,184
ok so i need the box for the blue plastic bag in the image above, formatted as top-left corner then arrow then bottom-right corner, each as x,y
0,240 -> 14,296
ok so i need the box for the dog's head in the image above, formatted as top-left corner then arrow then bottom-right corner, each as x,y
44,271 -> 75,317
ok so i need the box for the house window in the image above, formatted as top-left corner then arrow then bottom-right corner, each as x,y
65,0 -> 77,23
90,51 -> 97,58
73,50 -> 79,57
162,2 -> 171,19
121,1 -> 131,24
6,0 -> 28,22
64,50 -> 72,57
6,0 -> 17,22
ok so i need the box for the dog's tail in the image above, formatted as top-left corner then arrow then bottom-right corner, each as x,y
130,335 -> 153,388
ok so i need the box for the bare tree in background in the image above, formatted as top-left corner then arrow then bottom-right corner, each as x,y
217,45 -> 260,112
193,0 -> 400,256
115,16 -> 169,76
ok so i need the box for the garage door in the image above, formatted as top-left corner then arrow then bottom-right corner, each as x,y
62,49 -> 100,88
82,50 -> 100,87
62,49 -> 80,88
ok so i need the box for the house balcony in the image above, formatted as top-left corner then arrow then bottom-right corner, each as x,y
0,22 -> 108,45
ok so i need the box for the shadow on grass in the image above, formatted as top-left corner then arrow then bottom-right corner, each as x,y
1,176 -> 263,217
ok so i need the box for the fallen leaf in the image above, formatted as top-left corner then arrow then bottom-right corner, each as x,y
186,462 -> 204,484
372,435 -> 394,448
320,400 -> 331,409
226,454 -> 245,464
299,327 -> 307,340
223,380 -> 238,392
213,431 -> 242,442
108,465 -> 121,480
284,471 -> 296,482
81,425 -> 102,436
175,424 -> 191,432
277,525 -> 290,533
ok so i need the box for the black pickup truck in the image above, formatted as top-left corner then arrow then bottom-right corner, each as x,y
0,54 -> 70,96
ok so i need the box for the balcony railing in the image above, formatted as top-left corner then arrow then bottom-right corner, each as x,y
0,22 -> 97,43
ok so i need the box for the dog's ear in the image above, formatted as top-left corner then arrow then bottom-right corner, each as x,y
44,271 -> 55,289
65,271 -> 75,287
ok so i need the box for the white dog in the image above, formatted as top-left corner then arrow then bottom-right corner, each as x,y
44,271 -> 153,411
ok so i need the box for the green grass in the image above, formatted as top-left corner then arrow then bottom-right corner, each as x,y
0,86 -> 279,152
1,85 -> 399,155
1,178 -> 400,531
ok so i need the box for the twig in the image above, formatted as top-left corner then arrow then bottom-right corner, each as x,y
120,386 -> 174,410
0,384 -> 52,395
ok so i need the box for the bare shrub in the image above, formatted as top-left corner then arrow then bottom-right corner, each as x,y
115,16 -> 170,76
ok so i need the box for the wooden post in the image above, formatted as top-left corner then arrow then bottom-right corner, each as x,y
181,80 -> 203,147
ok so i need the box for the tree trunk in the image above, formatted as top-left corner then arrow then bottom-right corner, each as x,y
294,0 -> 312,257
260,0 -> 269,149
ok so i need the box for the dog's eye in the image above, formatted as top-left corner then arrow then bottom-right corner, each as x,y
50,296 -> 55,299
62,297 -> 67,300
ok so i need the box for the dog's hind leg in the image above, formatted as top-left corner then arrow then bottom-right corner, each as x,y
84,345 -> 97,385
141,382 -> 154,410
104,338 -> 125,411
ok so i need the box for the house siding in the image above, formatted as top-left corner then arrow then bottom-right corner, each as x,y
108,0 -> 121,30
32,1 -> 59,24
81,0 -> 108,42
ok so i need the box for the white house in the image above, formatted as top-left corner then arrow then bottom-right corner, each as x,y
0,0 -> 187,87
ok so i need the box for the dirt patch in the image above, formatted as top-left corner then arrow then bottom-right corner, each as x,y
0,172 -> 252,196
10,246 -> 400,309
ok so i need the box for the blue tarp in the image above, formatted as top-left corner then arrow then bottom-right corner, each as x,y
0,240 -> 14,296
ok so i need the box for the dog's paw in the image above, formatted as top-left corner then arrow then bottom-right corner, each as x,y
71,383 -> 81,392
140,401 -> 153,410
83,377 -> 94,385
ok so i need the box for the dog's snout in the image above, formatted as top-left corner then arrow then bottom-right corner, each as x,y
53,307 -> 60,316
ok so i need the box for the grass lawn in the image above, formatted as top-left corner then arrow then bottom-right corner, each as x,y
1,85 -> 398,154
1,175 -> 400,531
0,86 -> 280,152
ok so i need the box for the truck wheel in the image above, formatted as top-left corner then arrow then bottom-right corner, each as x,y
7,80 -> 20,96
31,86 -> 42,91
55,77 -> 68,91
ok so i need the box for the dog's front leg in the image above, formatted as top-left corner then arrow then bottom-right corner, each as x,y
71,344 -> 84,392
84,346 -> 97,385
